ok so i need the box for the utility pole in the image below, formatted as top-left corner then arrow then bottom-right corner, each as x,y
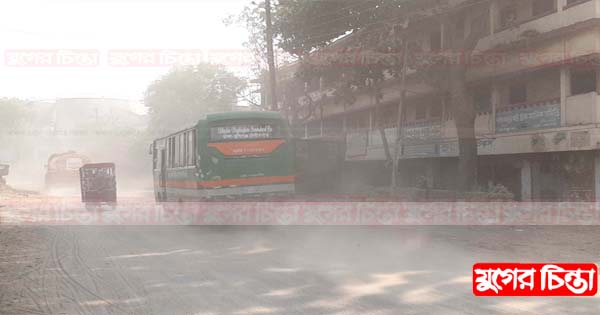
391,37 -> 409,190
265,0 -> 278,111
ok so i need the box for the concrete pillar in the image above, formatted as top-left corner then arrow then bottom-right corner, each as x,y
595,68 -> 600,94
440,22 -> 446,50
491,83 -> 500,133
521,160 -> 533,201
441,97 -> 447,136
595,152 -> 600,201
560,67 -> 570,127
320,119 -> 324,137
304,123 -> 308,139
489,0 -> 498,34
531,161 -> 541,201
595,68 -> 600,125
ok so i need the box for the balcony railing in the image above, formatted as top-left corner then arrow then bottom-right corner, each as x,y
476,0 -> 599,52
344,89 -> 600,160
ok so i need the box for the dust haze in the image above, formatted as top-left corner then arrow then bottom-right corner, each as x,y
2,98 -> 153,196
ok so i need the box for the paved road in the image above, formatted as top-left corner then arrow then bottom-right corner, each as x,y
2,224 -> 600,315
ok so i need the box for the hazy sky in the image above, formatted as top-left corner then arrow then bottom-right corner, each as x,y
0,0 -> 250,104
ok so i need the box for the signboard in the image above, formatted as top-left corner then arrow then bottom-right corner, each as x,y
210,124 -> 275,141
439,142 -> 459,157
403,144 -> 437,158
403,122 -> 442,141
496,102 -> 560,134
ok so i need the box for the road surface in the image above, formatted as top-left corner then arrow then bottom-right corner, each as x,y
2,224 -> 600,315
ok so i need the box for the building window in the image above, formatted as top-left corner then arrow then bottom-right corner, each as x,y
307,120 -> 321,137
500,6 -> 517,28
430,31 -> 442,51
571,70 -> 597,95
470,13 -> 489,37
323,118 -> 344,136
376,105 -> 398,128
454,18 -> 465,40
532,0 -> 555,16
566,0 -> 589,7
430,104 -> 442,118
347,111 -> 370,131
474,88 -> 492,112
415,105 -> 427,120
509,84 -> 527,105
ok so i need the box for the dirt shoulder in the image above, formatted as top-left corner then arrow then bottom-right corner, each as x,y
0,225 -> 52,315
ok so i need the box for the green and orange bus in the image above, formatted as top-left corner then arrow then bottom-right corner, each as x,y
151,111 -> 295,201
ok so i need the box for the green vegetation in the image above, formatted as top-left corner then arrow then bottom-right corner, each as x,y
144,63 -> 246,133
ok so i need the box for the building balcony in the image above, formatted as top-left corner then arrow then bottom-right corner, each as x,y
476,0 -> 599,52
345,92 -> 600,160
468,1 -> 600,81
442,111 -> 494,139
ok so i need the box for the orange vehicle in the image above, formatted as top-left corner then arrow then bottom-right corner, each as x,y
45,151 -> 91,191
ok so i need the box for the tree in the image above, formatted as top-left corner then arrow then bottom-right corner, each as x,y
0,98 -> 30,169
236,0 -> 485,191
0,98 -> 30,139
224,3 -> 270,77
415,19 -> 488,192
143,63 -> 246,133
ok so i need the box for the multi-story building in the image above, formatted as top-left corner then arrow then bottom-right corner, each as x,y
274,0 -> 600,201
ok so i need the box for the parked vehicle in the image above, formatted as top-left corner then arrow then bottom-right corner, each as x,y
151,111 -> 295,201
45,151 -> 91,191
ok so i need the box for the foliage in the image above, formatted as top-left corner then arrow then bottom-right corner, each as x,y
143,63 -> 246,133
234,0 -> 485,190
224,2 -> 270,76
273,0 -> 406,56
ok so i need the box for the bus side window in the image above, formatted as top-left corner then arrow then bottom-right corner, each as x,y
152,144 -> 157,170
167,139 -> 170,169
188,131 -> 194,166
184,132 -> 189,167
169,137 -> 175,169
167,138 -> 171,169
175,135 -> 180,168
180,133 -> 185,167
